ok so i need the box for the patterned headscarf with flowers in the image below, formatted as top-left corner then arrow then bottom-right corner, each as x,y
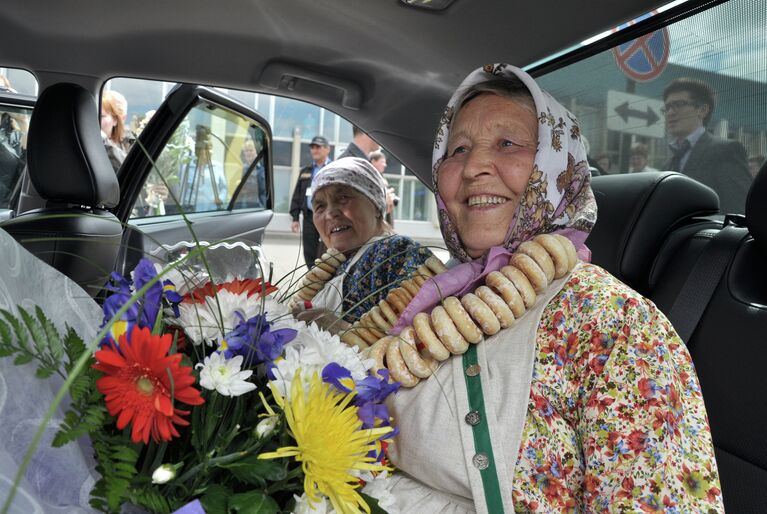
433,63 -> 596,262
392,64 -> 597,333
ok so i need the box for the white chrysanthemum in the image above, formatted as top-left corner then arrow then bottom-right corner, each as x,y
361,471 -> 399,514
292,492 -> 336,514
153,262 -> 208,296
269,322 -> 373,397
176,290 -> 263,345
262,296 -> 304,331
196,353 -> 256,397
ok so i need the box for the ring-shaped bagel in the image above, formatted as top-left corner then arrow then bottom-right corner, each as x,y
500,265 -> 537,308
340,329 -> 369,350
378,299 -> 399,325
518,240 -> 555,283
461,293 -> 500,335
430,305 -> 469,354
442,296 -> 483,344
510,253 -> 548,294
552,234 -> 578,269
413,312 -> 450,361
425,256 -> 448,275
386,291 -> 408,315
475,285 -> 515,328
534,234 -> 569,279
385,335 -> 420,387
369,306 -> 393,332
486,271 -> 526,318
364,338 -> 390,375
398,326 -> 436,378
401,279 -> 420,298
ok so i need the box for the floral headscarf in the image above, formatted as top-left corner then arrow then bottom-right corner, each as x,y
433,63 -> 596,262
392,64 -> 596,333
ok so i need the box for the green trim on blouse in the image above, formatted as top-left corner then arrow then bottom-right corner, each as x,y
462,344 -> 505,513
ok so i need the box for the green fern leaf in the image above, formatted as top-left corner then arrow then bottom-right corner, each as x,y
0,318 -> 12,346
19,306 -> 46,355
36,306 -> 64,361
1,309 -> 29,351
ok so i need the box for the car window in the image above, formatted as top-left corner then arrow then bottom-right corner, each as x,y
0,68 -> 36,210
537,0 -> 765,214
129,100 -> 269,218
107,78 -> 435,223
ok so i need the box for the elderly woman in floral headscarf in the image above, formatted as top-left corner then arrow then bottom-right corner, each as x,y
385,65 -> 723,513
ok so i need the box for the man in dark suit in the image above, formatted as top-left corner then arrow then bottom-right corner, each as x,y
290,136 -> 331,268
663,78 -> 751,213
338,125 -> 380,160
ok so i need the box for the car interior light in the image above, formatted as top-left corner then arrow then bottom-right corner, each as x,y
400,0 -> 456,11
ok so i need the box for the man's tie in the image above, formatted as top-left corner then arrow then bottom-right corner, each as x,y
668,139 -> 691,172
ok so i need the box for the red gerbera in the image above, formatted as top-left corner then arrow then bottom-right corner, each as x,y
93,326 -> 204,444
183,278 -> 277,304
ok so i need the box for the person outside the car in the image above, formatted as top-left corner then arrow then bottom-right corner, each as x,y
384,64 -> 723,513
290,135 -> 332,268
663,77 -> 751,213
338,125 -> 380,160
629,142 -> 658,173
368,149 -> 398,226
100,90 -> 129,172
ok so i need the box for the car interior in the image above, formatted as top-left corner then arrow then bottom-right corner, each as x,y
0,0 -> 765,511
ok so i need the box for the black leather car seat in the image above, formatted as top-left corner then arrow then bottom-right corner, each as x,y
0,83 -> 122,297
649,163 -> 767,514
586,171 -> 720,296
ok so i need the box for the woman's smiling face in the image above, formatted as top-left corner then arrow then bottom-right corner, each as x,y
312,184 -> 382,254
437,93 -> 538,258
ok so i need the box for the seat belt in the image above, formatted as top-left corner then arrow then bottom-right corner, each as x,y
668,216 -> 749,344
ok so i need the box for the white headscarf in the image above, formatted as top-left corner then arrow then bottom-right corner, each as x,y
312,157 -> 388,217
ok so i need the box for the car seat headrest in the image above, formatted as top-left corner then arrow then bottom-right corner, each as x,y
746,161 -> 767,253
27,83 -> 119,208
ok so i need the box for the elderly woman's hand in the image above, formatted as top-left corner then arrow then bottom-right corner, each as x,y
295,308 -> 351,335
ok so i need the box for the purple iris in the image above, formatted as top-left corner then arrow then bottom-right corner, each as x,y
99,258 -> 183,348
220,313 -> 297,366
322,364 -> 400,438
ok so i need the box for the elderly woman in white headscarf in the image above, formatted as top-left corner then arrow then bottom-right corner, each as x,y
299,157 -> 434,324
383,65 -> 723,513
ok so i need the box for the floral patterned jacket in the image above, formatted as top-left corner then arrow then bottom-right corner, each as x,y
512,263 -> 722,513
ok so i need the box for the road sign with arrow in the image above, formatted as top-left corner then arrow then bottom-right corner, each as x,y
606,90 -> 665,138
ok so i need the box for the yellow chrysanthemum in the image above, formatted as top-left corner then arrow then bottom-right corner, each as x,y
259,370 -> 392,514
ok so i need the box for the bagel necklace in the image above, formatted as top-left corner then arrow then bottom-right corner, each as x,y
350,234 -> 578,388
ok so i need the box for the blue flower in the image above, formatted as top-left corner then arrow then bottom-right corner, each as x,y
99,258 -> 185,348
219,313 -> 296,366
322,363 -> 357,394
354,368 -> 400,405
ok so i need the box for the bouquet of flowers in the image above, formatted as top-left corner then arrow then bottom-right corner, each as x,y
0,244 -> 400,514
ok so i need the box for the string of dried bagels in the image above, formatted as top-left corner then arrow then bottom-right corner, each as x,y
288,234 -> 577,389
357,234 -> 578,388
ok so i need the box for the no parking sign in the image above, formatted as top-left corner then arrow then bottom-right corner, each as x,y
612,28 -> 670,82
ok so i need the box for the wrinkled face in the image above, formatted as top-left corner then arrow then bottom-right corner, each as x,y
664,91 -> 707,140
438,94 -> 537,258
312,184 -> 382,254
630,153 -> 647,171
310,144 -> 330,164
